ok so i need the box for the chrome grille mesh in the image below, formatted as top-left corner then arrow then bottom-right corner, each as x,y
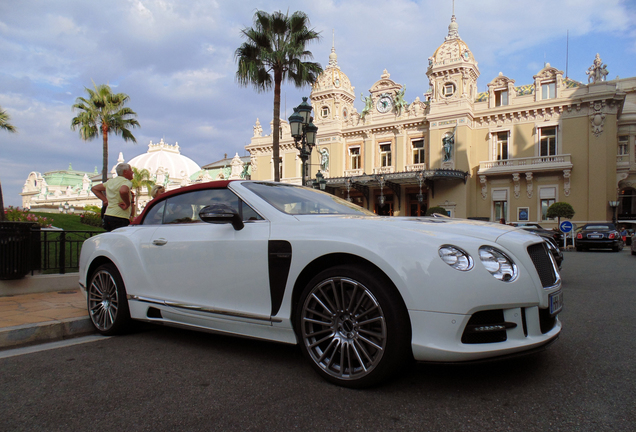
527,242 -> 558,287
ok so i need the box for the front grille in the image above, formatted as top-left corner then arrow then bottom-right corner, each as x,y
461,310 -> 507,344
527,242 -> 558,287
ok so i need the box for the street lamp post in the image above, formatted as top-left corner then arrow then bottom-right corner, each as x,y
609,200 -> 619,224
288,97 -> 318,186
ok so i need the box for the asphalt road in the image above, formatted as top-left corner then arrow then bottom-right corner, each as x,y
1,249 -> 635,431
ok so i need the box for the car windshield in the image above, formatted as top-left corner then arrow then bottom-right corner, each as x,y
243,182 -> 375,216
584,224 -> 613,230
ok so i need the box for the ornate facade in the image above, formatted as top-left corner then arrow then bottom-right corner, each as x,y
246,14 -> 636,227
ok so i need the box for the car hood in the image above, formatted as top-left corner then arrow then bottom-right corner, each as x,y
294,215 -> 522,243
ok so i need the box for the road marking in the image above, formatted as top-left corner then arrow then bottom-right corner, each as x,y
0,335 -> 110,359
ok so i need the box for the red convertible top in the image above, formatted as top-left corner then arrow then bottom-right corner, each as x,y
131,179 -> 236,225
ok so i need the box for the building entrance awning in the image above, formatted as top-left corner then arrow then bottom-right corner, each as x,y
323,169 -> 469,188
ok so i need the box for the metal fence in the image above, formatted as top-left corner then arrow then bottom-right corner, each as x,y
40,230 -> 102,274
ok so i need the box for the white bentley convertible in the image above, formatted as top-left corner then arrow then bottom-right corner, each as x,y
79,180 -> 563,387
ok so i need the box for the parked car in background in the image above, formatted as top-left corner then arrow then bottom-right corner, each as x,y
575,223 -> 623,252
632,235 -> 636,255
79,180 -> 563,388
511,223 -> 564,246
520,227 -> 564,269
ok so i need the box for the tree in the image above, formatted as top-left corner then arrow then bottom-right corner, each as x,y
0,106 -> 18,221
235,10 -> 322,182
131,167 -> 155,213
71,83 -> 140,183
547,202 -> 575,227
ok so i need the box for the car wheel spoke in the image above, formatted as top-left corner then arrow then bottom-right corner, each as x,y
301,276 -> 387,381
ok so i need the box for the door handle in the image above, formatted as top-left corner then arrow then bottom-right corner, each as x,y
152,238 -> 168,246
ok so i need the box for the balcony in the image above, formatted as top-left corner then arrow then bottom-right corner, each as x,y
405,163 -> 427,172
478,154 -> 572,175
344,169 -> 363,177
373,166 -> 395,174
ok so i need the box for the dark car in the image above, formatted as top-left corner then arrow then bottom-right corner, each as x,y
576,223 -> 623,252
521,227 -> 564,269
516,224 -> 564,246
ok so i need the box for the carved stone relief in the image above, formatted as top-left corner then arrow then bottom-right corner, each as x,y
479,175 -> 488,200
563,169 -> 571,196
590,101 -> 606,137
525,172 -> 534,198
512,173 -> 521,199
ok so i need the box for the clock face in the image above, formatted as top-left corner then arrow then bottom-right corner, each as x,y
377,96 -> 393,113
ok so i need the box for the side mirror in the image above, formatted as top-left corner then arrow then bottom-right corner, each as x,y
199,204 -> 244,231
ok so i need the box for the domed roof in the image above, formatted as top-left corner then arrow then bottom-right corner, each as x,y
430,14 -> 475,66
311,41 -> 355,96
123,139 -> 201,180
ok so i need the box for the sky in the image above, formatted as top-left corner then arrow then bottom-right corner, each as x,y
1,0 -> 636,207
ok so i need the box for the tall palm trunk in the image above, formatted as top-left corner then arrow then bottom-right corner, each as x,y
0,178 -> 5,221
272,70 -> 282,182
102,123 -> 109,182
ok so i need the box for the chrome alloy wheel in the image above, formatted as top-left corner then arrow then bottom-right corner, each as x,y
88,269 -> 120,332
300,277 -> 387,381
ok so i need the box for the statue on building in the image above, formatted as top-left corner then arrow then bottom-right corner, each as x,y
442,127 -> 456,162
230,153 -> 244,179
394,86 -> 407,117
586,53 -> 609,84
253,118 -> 263,137
360,93 -> 373,120
320,148 -> 329,171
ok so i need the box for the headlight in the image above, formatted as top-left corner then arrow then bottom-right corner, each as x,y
438,245 -> 473,271
478,246 -> 517,282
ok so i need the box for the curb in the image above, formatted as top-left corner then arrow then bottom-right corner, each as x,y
0,316 -> 95,350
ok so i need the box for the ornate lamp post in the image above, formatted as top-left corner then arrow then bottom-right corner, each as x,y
288,97 -> 318,186
609,200 -> 619,224
314,170 -> 327,190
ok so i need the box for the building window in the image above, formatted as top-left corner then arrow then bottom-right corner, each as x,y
442,82 -> 456,97
618,135 -> 629,155
495,89 -> 508,107
541,82 -> 556,100
349,147 -> 361,170
492,189 -> 508,223
380,143 -> 392,167
539,126 -> 557,156
496,132 -> 509,160
412,139 -> 425,164
539,187 -> 557,221
494,201 -> 508,223
321,106 -> 330,119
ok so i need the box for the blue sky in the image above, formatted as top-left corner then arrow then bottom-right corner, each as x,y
1,0 -> 635,206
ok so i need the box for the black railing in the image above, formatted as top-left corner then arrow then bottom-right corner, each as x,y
40,230 -> 102,274
0,222 -> 41,280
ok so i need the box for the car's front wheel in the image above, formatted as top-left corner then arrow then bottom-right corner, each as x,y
87,263 -> 131,335
296,265 -> 411,388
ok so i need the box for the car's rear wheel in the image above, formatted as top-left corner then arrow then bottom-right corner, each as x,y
87,263 -> 131,335
296,265 -> 411,388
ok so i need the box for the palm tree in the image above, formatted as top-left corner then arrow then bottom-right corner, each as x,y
131,167 -> 155,213
0,107 -> 18,221
71,83 -> 140,183
235,10 -> 322,182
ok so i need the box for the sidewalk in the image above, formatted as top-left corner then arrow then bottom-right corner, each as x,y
0,276 -> 94,350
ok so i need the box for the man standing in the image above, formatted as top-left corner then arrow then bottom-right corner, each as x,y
91,163 -> 135,232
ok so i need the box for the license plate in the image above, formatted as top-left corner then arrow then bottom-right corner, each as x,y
588,234 -> 602,239
549,290 -> 563,315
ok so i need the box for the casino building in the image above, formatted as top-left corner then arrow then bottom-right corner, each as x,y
246,14 -> 636,228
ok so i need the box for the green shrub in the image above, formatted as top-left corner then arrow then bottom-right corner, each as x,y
426,206 -> 448,216
80,212 -> 102,227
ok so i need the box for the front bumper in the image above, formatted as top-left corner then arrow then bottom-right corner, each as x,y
409,306 -> 561,362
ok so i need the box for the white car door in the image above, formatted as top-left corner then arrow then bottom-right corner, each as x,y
138,188 -> 272,320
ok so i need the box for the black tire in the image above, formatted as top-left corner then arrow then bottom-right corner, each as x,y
87,263 -> 131,335
295,265 -> 411,388
631,250 -> 636,256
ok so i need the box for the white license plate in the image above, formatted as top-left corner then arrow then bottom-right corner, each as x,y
549,290 -> 563,315
588,234 -> 602,239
